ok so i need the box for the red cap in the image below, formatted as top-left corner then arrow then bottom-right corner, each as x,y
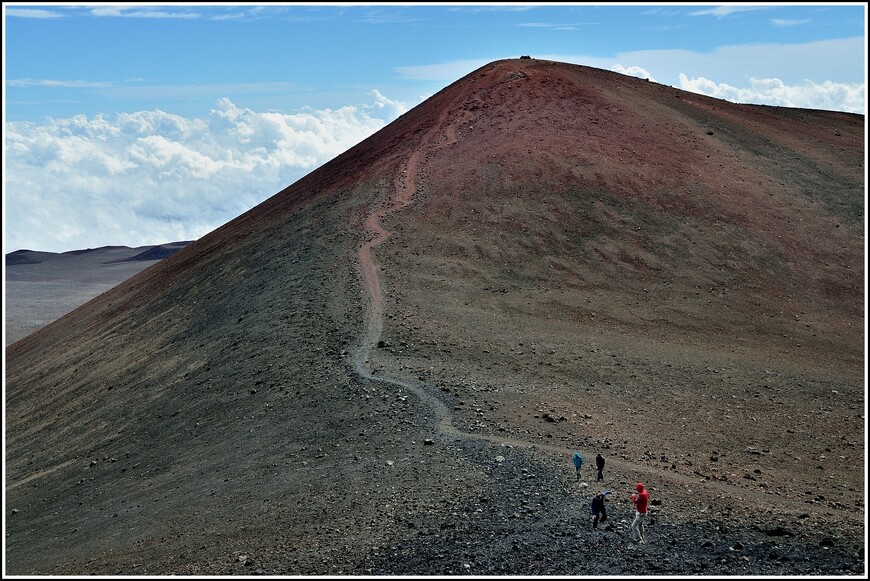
636,482 -> 645,492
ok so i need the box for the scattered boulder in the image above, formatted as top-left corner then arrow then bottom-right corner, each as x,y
759,525 -> 793,537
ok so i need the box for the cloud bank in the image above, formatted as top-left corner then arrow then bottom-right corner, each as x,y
677,74 -> 866,113
5,91 -> 409,253
609,65 -> 865,114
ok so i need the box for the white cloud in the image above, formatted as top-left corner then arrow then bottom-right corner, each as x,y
689,6 -> 770,18
4,93 -> 412,253
209,12 -> 246,21
608,62 -> 864,113
678,74 -> 866,114
610,65 -> 656,82
368,89 -> 408,119
518,22 -> 594,31
7,78 -> 113,88
771,18 -> 810,27
447,5 -> 536,13
5,8 -> 64,18
89,6 -> 201,19
360,8 -> 421,24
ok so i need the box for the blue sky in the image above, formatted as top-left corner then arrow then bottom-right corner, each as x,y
3,2 -> 867,253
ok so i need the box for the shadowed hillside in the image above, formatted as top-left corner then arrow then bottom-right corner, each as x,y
5,58 -> 864,576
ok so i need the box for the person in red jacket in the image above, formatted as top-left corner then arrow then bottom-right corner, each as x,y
630,482 -> 649,543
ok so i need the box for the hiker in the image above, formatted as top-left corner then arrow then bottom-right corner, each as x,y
572,452 -> 584,479
596,453 -> 605,481
630,482 -> 650,543
589,490 -> 612,528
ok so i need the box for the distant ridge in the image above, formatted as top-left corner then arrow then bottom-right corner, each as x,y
63,245 -> 130,255
5,250 -> 42,266
5,241 -> 195,344
5,242 -> 193,266
117,241 -> 193,262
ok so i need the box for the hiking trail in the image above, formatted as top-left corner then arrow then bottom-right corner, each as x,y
349,106 -> 844,522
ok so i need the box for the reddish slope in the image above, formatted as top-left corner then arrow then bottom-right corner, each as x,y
377,59 -> 863,370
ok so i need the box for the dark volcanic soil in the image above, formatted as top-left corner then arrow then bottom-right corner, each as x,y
5,58 -> 865,576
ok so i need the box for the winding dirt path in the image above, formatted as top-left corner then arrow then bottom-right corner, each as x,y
354,152 -> 425,360
349,110 -> 850,523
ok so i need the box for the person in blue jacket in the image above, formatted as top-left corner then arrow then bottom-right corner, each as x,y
572,452 -> 584,479
589,490 -> 612,528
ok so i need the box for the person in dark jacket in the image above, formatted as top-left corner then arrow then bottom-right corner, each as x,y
595,453 -> 605,481
589,490 -> 611,528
